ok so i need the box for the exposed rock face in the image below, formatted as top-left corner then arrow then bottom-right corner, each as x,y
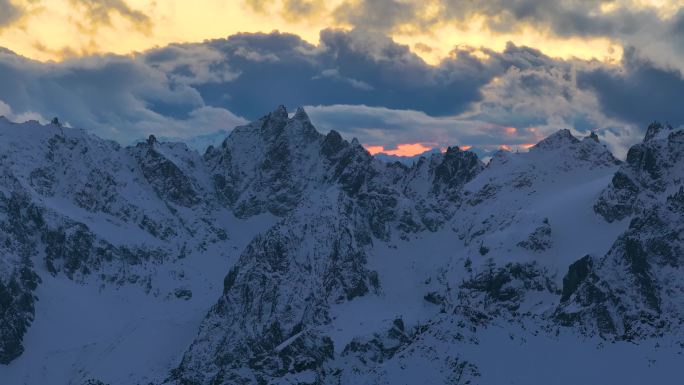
174,199 -> 375,384
459,261 -> 559,318
0,193 -> 42,364
2,111 -> 684,385
131,141 -> 201,208
559,123 -> 684,339
0,120 -> 235,368
594,122 -> 678,222
0,107 -> 486,380
204,106 -> 326,217
171,109 -> 486,384
517,219 -> 553,252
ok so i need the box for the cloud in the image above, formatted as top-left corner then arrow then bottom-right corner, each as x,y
313,68 -> 374,90
281,0 -> 326,21
578,47 -> 684,129
70,0 -> 152,33
0,0 -> 23,28
437,0 -> 654,37
144,44 -> 240,86
305,104 -> 510,149
0,49 -> 245,141
330,0 -> 666,38
465,54 -> 641,157
326,1 -> 684,73
0,29 -> 495,144
0,99 -> 47,124
301,40 -> 641,157
244,0 -> 272,13
188,28 -> 500,118
0,29 -> 652,157
334,0 -> 420,32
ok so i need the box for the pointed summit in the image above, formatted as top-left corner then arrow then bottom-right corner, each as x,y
532,129 -> 580,151
644,121 -> 663,142
588,131 -> 599,143
293,106 -> 310,122
321,130 -> 346,157
271,104 -> 289,121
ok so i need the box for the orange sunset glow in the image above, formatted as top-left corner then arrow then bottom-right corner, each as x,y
365,143 -> 435,157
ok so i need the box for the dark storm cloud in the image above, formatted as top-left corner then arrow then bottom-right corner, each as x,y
332,0 -> 684,78
578,47 -> 684,128
332,0 -> 661,39
0,48 -> 244,140
0,29 -> 648,155
438,0 -> 659,38
179,29 -> 500,119
301,43 -> 640,156
664,9 -> 684,58
0,29 -> 538,143
0,0 -> 22,28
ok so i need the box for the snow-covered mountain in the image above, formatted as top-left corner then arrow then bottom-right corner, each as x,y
0,110 -> 682,385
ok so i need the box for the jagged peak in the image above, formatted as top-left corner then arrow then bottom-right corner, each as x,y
321,129 -> 347,157
440,146 -> 480,165
587,131 -> 599,143
531,129 -> 580,151
326,129 -> 342,141
147,134 -> 157,146
292,106 -> 310,122
644,121 -> 676,143
228,105 -> 289,137
444,146 -> 462,155
50,117 -> 63,128
273,104 -> 288,118
644,121 -> 663,142
286,106 -> 319,140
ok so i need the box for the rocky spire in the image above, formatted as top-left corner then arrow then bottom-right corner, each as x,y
293,106 -> 309,122
147,134 -> 157,146
644,122 -> 661,142
588,131 -> 600,143
271,104 -> 289,121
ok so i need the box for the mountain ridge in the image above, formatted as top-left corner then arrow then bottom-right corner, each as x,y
0,107 -> 682,385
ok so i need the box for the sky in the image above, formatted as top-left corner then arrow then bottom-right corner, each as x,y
2,0 -> 684,157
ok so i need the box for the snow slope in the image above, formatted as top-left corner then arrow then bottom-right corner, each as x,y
0,109 -> 683,385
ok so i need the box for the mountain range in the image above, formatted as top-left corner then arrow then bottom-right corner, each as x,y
0,107 -> 682,385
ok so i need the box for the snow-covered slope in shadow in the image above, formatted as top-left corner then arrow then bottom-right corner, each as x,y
0,111 -> 683,385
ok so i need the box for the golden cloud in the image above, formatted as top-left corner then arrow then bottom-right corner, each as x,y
0,0 -> 681,67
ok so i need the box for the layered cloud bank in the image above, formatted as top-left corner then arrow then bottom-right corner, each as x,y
0,28 -> 682,157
